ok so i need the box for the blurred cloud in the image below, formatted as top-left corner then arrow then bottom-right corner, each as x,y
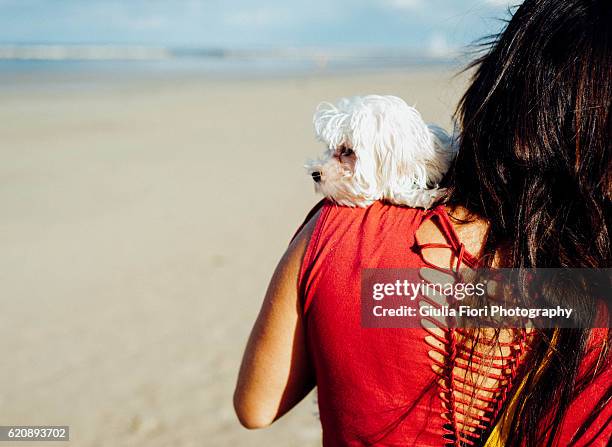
427,33 -> 452,57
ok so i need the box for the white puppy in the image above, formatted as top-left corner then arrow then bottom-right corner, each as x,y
305,95 -> 456,208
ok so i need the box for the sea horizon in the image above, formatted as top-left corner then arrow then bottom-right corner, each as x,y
0,43 -> 464,91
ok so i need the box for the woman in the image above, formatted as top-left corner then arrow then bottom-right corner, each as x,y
234,0 -> 611,445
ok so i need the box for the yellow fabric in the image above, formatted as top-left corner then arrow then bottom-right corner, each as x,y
483,370 -> 530,447
483,330 -> 558,447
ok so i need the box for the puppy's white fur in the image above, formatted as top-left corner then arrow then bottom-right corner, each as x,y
305,95 -> 456,208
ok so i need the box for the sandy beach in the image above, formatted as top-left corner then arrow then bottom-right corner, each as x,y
0,68 -> 468,446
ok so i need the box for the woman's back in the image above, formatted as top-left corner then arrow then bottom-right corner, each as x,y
298,200 -> 610,446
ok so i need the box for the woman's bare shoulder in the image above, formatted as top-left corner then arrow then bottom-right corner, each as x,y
283,207 -> 322,272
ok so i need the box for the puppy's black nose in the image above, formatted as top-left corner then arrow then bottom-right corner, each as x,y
311,171 -> 322,183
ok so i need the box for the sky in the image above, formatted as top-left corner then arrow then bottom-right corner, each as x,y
0,0 -> 520,51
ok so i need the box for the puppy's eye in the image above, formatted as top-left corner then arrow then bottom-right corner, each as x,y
340,147 -> 354,157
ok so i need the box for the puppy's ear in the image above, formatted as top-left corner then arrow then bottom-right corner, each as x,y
378,98 -> 433,182
362,96 -> 450,205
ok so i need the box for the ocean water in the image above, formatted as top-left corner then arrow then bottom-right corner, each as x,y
0,46 -> 458,92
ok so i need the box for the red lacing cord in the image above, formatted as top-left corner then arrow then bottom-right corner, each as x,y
417,214 -> 468,445
447,326 -> 461,444
417,207 -> 529,446
491,329 -> 529,422
455,243 -> 465,275
447,246 -> 472,445
418,242 -> 459,276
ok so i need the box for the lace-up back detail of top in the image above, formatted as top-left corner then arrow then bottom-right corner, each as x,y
296,200 -> 611,446
416,206 -> 531,446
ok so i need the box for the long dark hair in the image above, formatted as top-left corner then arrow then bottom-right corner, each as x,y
444,0 -> 611,445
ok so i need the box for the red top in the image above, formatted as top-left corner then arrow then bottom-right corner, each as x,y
293,199 -> 611,446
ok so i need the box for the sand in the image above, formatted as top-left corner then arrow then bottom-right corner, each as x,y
0,67 -> 468,446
